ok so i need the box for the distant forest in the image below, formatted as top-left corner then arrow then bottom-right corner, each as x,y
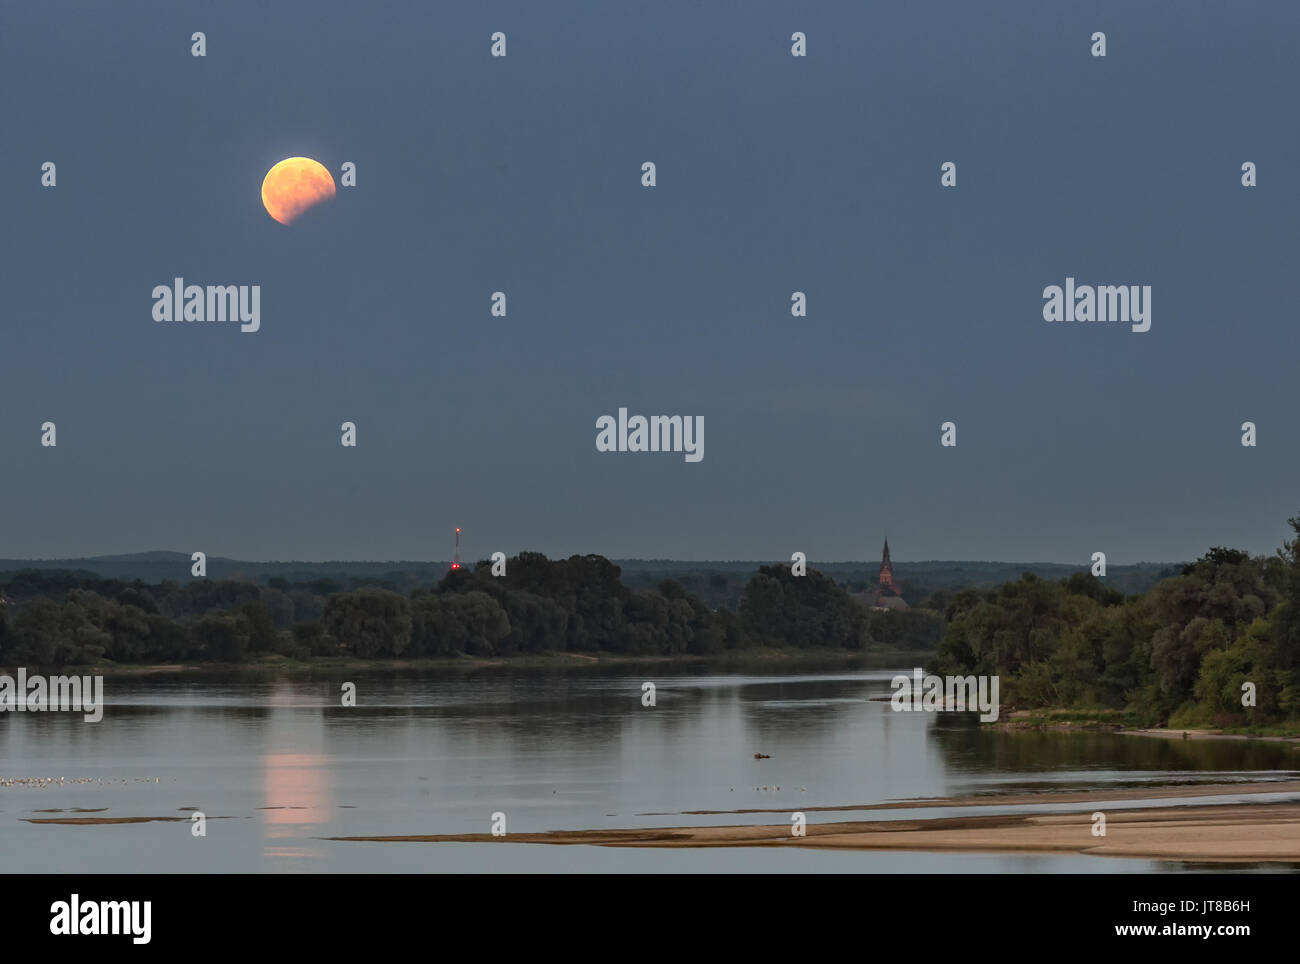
0,553 -> 947,667
0,552 -> 1177,607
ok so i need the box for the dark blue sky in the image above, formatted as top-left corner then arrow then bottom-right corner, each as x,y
2,1 -> 1297,564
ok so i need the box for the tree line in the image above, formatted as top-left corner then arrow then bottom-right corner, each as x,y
0,552 -> 943,667
928,516 -> 1300,724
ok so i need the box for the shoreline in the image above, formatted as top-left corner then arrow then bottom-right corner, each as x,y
1122,726 -> 1300,745
656,779 -> 1300,815
995,709 -> 1300,744
326,782 -> 1300,862
0,648 -> 927,679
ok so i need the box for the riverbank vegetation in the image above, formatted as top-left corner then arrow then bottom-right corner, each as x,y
929,516 -> 1300,727
0,554 -> 942,668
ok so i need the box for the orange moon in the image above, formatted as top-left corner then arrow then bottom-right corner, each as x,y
261,157 -> 336,224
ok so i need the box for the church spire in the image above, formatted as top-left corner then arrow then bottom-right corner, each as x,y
878,538 -> 896,594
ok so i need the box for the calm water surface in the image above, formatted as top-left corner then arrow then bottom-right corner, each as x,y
2,667 -> 1298,873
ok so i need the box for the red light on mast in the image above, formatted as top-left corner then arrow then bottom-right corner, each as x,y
451,527 -> 462,570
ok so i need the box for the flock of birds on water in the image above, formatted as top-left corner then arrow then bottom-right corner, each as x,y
0,776 -> 163,788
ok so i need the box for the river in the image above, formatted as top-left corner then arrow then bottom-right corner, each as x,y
2,666 -> 1297,872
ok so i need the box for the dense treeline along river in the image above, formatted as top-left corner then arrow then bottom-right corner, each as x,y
2,667 -> 1296,873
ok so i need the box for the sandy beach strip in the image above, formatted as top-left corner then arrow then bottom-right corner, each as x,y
1124,727 -> 1300,744
326,786 -> 1300,862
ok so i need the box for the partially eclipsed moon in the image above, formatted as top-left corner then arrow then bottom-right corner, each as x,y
261,157 -> 335,225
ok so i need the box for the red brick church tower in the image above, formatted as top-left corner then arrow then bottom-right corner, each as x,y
878,538 -> 897,594
873,539 -> 908,610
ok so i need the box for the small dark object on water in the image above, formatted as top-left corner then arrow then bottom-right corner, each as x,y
754,753 -> 770,759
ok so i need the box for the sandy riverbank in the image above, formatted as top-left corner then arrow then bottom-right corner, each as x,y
995,710 -> 1300,743
327,782 -> 1300,862
1124,727 -> 1300,744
